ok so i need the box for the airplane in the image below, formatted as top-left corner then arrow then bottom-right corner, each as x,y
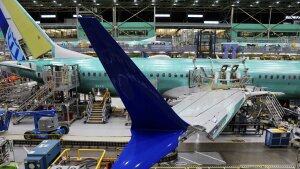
0,0 -> 299,148
77,17 -> 297,169
57,36 -> 170,49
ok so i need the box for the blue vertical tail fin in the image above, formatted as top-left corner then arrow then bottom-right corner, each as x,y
79,17 -> 189,169
0,4 -> 26,61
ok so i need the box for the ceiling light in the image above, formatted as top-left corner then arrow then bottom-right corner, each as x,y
204,21 -> 219,24
73,14 -> 82,18
41,14 -> 56,18
155,14 -> 170,17
188,14 -> 203,18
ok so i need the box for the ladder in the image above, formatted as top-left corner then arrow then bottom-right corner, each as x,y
13,84 -> 54,124
264,94 -> 284,127
85,90 -> 111,124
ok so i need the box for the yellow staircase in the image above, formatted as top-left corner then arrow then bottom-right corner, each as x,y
86,90 -> 111,124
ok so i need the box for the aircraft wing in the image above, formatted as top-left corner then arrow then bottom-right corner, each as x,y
172,88 -> 247,140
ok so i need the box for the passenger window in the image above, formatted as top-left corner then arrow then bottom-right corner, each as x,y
186,73 -> 189,78
99,72 -> 101,77
162,73 -> 165,77
270,75 -> 273,80
259,75 -> 261,79
150,73 -> 153,77
282,75 -> 285,79
180,74 -> 183,78
174,73 -> 178,78
294,75 -> 296,80
82,72 -> 85,76
264,75 -> 267,79
93,72 -> 96,77
104,73 -> 107,77
156,73 -> 159,77
168,73 -> 172,77
276,75 -> 279,79
88,72 -> 91,77
289,75 -> 291,80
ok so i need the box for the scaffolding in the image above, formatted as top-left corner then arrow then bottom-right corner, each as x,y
42,64 -> 80,124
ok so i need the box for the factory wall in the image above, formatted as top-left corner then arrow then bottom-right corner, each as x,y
231,23 -> 300,42
77,22 -> 155,40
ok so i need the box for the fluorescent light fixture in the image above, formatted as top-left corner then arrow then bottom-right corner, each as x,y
286,16 -> 300,19
35,21 -> 41,24
73,14 -> 82,18
204,21 -> 219,24
41,14 -> 56,18
188,14 -> 203,18
155,14 -> 170,17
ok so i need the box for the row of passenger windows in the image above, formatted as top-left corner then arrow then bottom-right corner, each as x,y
149,73 -> 189,78
258,74 -> 300,80
82,72 -> 107,77
81,72 -> 189,78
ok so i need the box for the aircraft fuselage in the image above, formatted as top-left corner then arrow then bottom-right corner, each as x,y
5,58 -> 300,99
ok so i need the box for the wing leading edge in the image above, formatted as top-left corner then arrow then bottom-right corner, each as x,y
78,17 -> 189,169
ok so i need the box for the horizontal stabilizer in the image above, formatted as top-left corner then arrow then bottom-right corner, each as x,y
79,17 -> 189,169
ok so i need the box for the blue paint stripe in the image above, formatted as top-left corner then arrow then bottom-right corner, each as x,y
0,9 -> 8,35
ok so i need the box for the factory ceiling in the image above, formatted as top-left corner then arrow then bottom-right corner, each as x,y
18,0 -> 300,11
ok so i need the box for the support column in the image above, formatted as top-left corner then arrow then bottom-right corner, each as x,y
267,8 -> 272,41
76,7 -> 80,39
112,6 -> 117,37
153,6 -> 156,32
230,7 -> 234,41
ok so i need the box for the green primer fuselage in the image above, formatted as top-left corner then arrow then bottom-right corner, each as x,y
15,58 -> 300,99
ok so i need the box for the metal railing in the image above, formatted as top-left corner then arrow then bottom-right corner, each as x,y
85,93 -> 94,119
77,149 -> 106,169
48,148 -> 106,169
48,149 -> 71,169
210,76 -> 253,90
265,94 -> 284,127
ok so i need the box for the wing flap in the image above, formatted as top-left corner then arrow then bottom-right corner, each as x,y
173,89 -> 246,139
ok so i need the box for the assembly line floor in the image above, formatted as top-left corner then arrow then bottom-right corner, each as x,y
3,98 -> 298,168
5,98 -> 266,142
4,113 -> 297,167
10,141 -> 297,167
5,116 -> 267,143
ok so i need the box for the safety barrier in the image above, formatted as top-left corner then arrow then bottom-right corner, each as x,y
48,149 -> 71,169
48,148 -> 108,169
77,149 -> 106,169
